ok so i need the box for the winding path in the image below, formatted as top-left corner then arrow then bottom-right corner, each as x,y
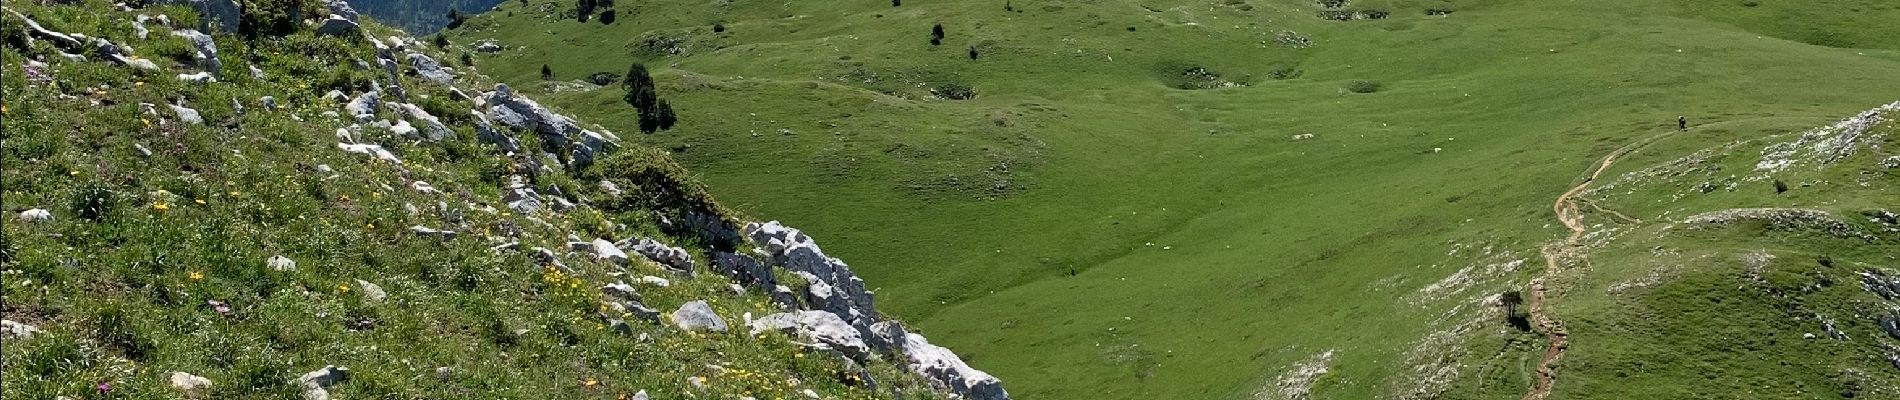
1522,131 -> 1673,400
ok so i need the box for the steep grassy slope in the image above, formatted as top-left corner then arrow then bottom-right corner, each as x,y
1,1 -> 1003,399
448,0 -> 1900,399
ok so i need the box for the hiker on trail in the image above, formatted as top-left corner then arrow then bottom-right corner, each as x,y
1678,116 -> 1687,130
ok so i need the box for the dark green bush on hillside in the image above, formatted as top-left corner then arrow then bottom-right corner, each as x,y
238,0 -> 322,39
1345,80 -> 1382,93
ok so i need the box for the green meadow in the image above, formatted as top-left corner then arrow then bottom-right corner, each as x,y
448,0 -> 1900,398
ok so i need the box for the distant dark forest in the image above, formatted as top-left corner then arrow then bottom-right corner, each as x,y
353,0 -> 507,34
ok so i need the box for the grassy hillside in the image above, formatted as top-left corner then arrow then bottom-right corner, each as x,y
1,1 -> 1002,399
443,0 -> 1900,399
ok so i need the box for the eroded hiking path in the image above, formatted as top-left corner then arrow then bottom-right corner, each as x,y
1523,132 -> 1672,400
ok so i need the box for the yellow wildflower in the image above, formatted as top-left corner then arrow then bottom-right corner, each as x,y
337,284 -> 351,294
583,377 -> 598,387
189,271 -> 204,281
152,202 -> 170,212
195,199 -> 206,205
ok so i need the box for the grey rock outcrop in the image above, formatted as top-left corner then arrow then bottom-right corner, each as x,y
171,29 -> 221,76
482,84 -> 617,167
899,333 -> 1010,400
628,238 -> 694,274
395,103 -> 453,141
314,15 -> 359,36
671,300 -> 728,332
746,221 -> 878,331
749,311 -> 871,361
346,91 -> 380,122
593,238 -> 629,265
406,53 -> 454,84
739,220 -> 1010,399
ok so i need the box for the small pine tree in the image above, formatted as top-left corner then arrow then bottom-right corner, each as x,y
713,22 -> 726,33
599,9 -> 616,24
432,35 -> 450,47
892,0 -> 901,6
657,100 -> 677,130
576,0 -> 597,22
623,63 -> 657,111
637,108 -> 661,133
1005,1 -> 1013,12
968,46 -> 979,60
1774,179 -> 1789,194
446,8 -> 467,30
541,64 -> 553,80
932,23 -> 945,39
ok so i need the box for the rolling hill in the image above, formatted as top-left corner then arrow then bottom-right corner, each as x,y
436,0 -> 1900,399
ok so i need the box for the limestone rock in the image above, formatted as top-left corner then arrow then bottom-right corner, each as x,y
671,300 -> 728,332
314,14 -> 359,36
297,365 -> 349,400
346,91 -> 381,123
168,371 -> 212,396
170,104 -> 204,124
355,279 -> 386,302
900,333 -> 1010,400
1,319 -> 41,339
267,255 -> 297,271
171,29 -> 221,76
18,209 -> 53,222
749,311 -> 871,361
177,72 -> 217,85
406,53 -> 454,84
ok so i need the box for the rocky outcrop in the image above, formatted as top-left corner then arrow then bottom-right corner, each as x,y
407,53 -> 455,84
747,221 -> 878,332
740,221 -> 1010,399
171,29 -> 221,76
481,84 -> 617,168
395,103 -> 453,141
627,237 -> 694,274
1683,208 -> 1871,240
749,310 -> 871,361
899,333 -> 1010,400
346,91 -> 380,122
1757,101 -> 1899,173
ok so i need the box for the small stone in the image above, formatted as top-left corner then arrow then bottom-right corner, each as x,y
267,255 -> 297,271
1,319 -> 41,338
411,225 -> 457,240
297,365 -> 349,400
687,376 -> 708,390
177,71 -> 217,85
18,209 -> 53,222
355,279 -> 386,302
631,390 -> 650,400
639,275 -> 671,287
169,371 -> 213,395
671,300 -> 728,332
170,104 -> 203,124
434,367 -> 452,381
601,283 -> 640,301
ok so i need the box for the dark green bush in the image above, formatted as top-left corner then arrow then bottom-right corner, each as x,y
1345,80 -> 1382,93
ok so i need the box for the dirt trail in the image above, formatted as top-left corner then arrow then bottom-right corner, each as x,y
1522,133 -> 1670,400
